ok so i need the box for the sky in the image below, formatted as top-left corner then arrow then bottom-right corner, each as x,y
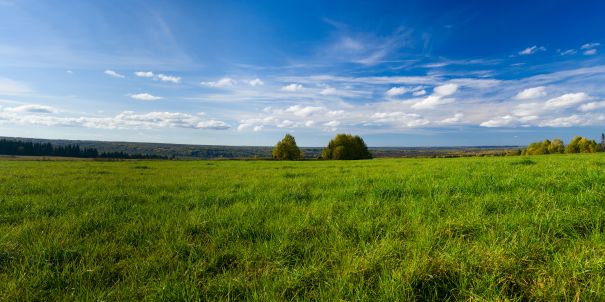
1,0 -> 605,147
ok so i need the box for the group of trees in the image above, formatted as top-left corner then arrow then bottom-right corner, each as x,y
0,139 -> 167,159
272,133 -> 372,160
523,135 -> 601,155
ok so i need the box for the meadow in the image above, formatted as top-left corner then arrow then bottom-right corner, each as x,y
1,154 -> 605,301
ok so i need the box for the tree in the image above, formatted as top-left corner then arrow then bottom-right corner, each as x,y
321,134 -> 372,160
548,139 -> 565,154
272,134 -> 302,160
565,136 -> 598,154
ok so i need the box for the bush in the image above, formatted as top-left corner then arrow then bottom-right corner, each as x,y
321,134 -> 372,160
272,134 -> 303,160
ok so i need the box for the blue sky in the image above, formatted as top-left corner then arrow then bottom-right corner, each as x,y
1,0 -> 605,146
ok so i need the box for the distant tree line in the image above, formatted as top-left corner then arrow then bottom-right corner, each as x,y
521,135 -> 603,155
0,139 -> 167,159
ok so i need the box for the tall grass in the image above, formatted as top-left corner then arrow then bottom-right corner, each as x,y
1,154 -> 605,300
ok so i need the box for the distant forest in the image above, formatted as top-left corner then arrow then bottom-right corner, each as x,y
0,136 -> 520,159
0,139 -> 167,159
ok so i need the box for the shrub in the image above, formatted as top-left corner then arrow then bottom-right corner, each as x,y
321,134 -> 372,160
272,134 -> 303,160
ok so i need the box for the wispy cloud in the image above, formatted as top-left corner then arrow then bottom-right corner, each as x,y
130,93 -> 163,101
104,69 -> 125,78
157,73 -> 181,83
519,45 -> 546,55
201,77 -> 235,88
134,71 -> 154,78
281,83 -> 304,92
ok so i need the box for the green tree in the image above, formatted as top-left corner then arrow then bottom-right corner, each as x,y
272,134 -> 303,160
322,134 -> 372,160
565,136 -> 598,153
548,139 -> 565,154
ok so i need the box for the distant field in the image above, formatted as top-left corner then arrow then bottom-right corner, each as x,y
1,155 -> 605,300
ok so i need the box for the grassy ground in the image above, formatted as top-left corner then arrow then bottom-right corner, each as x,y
1,154 -> 605,300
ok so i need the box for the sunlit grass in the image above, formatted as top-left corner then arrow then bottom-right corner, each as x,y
1,154 -> 605,300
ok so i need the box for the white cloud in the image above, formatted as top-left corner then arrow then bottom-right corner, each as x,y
277,119 -> 296,128
480,115 -> 517,127
581,43 -> 600,49
519,45 -> 546,55
104,70 -> 125,78
412,89 -> 426,96
201,77 -> 235,88
440,113 -> 464,124
0,77 -> 31,95
196,119 -> 230,130
248,78 -> 264,86
584,49 -> 597,56
285,105 -> 324,117
157,74 -> 181,84
515,86 -> 547,100
579,100 -> 605,112
66,70 -> 74,74
5,104 -> 58,114
385,86 -> 408,97
0,106 -> 229,130
130,93 -> 163,101
538,115 -> 585,127
371,112 -> 429,127
411,83 -> 458,109
433,83 -> 458,96
134,71 -> 154,78
281,83 -> 304,92
544,92 -> 589,108
320,86 -> 337,95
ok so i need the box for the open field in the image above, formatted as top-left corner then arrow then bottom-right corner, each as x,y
1,155 -> 605,300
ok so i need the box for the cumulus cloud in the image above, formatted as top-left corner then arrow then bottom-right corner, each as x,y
248,78 -> 264,86
130,93 -> 163,101
385,86 -> 408,97
515,86 -> 547,100
104,70 -> 125,78
201,77 -> 235,88
196,119 -> 230,130
285,105 -> 324,117
281,83 -> 304,92
411,83 -> 458,109
480,115 -> 517,127
157,74 -> 181,84
578,100 -> 605,112
514,92 -> 590,117
371,112 -> 429,127
519,45 -> 546,55
134,71 -> 154,78
0,105 -> 229,130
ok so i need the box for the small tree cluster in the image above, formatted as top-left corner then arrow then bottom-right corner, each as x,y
523,136 -> 599,155
565,136 -> 598,153
523,139 -> 565,155
272,134 -> 303,160
321,134 -> 372,160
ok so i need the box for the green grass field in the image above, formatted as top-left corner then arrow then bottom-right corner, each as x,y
1,154 -> 605,300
